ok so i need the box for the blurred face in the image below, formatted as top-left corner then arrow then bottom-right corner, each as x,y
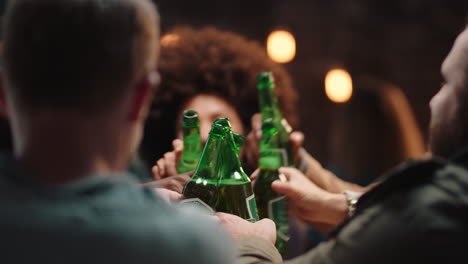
429,28 -> 468,158
177,94 -> 244,145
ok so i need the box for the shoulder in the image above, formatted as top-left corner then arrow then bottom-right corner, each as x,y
78,182 -> 237,263
97,183 -> 237,263
100,206 -> 237,264
373,158 -> 468,218
359,157 -> 468,231
328,158 -> 468,262
0,174 -> 236,264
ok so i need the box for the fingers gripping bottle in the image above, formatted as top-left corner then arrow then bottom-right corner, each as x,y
215,119 -> 259,222
177,110 -> 202,173
253,72 -> 295,256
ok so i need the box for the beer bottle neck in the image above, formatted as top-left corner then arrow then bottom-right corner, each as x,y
232,133 -> 244,154
220,133 -> 250,181
182,126 -> 202,153
193,133 -> 224,180
258,86 -> 283,121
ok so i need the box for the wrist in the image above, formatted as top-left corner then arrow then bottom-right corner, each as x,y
253,219 -> 277,245
342,190 -> 363,217
321,193 -> 348,225
298,147 -> 309,174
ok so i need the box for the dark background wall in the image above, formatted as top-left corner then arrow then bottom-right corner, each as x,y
156,0 -> 468,162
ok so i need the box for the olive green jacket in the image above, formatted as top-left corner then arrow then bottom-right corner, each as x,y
238,151 -> 468,263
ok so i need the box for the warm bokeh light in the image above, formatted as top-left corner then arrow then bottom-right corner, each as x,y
267,30 -> 296,63
325,69 -> 353,103
160,33 -> 180,47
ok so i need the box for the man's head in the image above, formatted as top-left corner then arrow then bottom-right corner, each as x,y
1,0 -> 160,172
429,27 -> 468,158
2,0 -> 159,115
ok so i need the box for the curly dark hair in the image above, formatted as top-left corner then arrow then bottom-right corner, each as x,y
140,26 -> 298,166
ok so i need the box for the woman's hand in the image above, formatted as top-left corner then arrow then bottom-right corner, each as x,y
142,172 -> 192,194
244,113 -> 305,168
152,139 -> 184,180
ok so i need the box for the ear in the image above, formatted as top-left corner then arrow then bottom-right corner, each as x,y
0,41 -> 7,118
0,73 -> 8,119
128,71 -> 160,122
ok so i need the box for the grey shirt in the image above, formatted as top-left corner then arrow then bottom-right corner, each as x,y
0,153 -> 236,264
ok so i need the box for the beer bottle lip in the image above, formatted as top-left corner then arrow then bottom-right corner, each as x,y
183,109 -> 198,119
213,118 -> 232,128
209,123 -> 228,138
257,72 -> 274,81
257,72 -> 275,90
182,109 -> 200,128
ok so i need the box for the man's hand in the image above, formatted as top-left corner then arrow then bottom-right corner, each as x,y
272,167 -> 348,226
244,114 -> 262,167
142,173 -> 192,194
152,139 -> 183,180
152,188 -> 183,203
245,113 -> 305,168
216,213 -> 277,244
249,169 -> 259,187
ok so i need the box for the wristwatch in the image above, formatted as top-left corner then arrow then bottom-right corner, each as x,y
342,190 -> 363,217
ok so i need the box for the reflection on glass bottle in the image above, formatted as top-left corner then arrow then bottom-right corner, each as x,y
177,110 -> 202,173
217,119 -> 259,222
181,118 -> 259,221
181,123 -> 225,214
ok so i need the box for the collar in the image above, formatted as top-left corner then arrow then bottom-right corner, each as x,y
448,146 -> 468,169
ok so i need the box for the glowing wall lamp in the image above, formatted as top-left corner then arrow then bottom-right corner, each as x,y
325,69 -> 353,103
267,30 -> 296,63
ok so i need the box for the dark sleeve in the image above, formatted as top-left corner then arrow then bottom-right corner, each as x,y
237,193 -> 439,264
236,236 -> 283,264
235,235 -> 336,264
286,193 -> 443,264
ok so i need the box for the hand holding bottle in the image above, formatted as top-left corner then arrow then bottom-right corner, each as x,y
244,113 -> 369,195
152,139 -> 184,180
142,171 -> 192,194
216,212 -> 277,244
152,188 -> 184,203
244,113 -> 305,169
272,167 -> 349,226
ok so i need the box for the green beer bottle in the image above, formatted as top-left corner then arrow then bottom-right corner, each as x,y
177,110 -> 202,173
213,118 -> 243,154
254,72 -> 295,256
181,123 -> 225,214
232,132 -> 245,154
216,120 -> 259,222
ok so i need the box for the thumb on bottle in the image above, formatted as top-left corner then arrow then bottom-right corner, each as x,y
172,139 -> 183,162
172,139 -> 184,152
271,179 -> 292,197
290,131 -> 304,148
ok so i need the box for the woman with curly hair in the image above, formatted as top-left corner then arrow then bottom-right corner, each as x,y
140,26 -> 299,176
